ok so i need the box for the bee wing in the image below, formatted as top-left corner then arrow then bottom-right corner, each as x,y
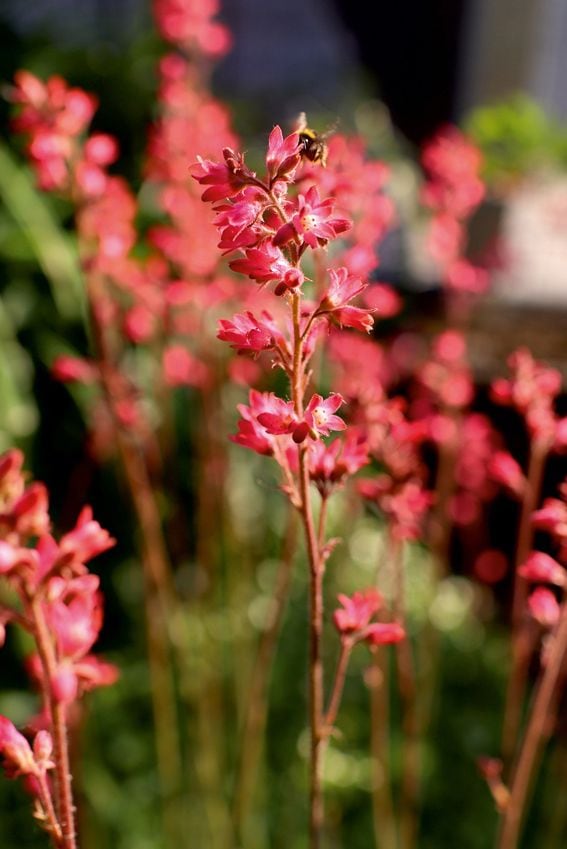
321,118 -> 340,141
294,111 -> 308,133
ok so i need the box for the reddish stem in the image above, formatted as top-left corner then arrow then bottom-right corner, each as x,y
299,446 -> 325,849
369,652 -> 397,849
290,286 -> 326,849
391,536 -> 419,849
29,596 -> 76,849
36,770 -> 63,846
498,604 -> 567,849
323,639 -> 353,733
501,441 -> 547,768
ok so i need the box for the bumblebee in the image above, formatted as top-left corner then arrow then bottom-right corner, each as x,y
295,112 -> 332,167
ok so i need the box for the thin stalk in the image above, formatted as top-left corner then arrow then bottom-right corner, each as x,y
232,511 -> 298,841
391,537 -> 419,849
370,529 -> 398,849
36,770 -> 63,846
29,597 -> 76,849
418,416 -> 459,745
86,277 -> 183,846
291,289 -> 325,849
497,605 -> 567,849
300,445 -> 325,849
501,442 -> 547,768
323,639 -> 353,733
369,652 -> 397,849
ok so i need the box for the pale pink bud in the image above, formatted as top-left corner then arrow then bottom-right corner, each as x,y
33,731 -> 54,769
51,355 -> 97,384
84,133 -> 118,166
50,666 -> 78,704
0,541 -> 17,573
489,451 -> 525,498
519,552 -> 565,586
0,716 -> 36,776
528,587 -> 560,628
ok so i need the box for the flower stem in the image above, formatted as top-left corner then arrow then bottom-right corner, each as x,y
391,537 -> 419,849
290,286 -> 325,849
497,603 -> 567,849
299,445 -> 325,849
232,510 -> 298,841
369,652 -> 397,849
501,441 -> 547,768
323,639 -> 352,733
85,275 -> 183,847
29,597 -> 76,849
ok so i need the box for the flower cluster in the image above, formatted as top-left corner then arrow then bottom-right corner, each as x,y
491,348 -> 567,449
356,397 -> 431,541
421,126 -> 488,295
0,449 -> 117,841
153,0 -> 232,56
195,126 -> 376,469
519,480 -> 567,629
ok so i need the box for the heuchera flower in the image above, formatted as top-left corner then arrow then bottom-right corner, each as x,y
229,244 -> 305,294
518,552 -> 565,586
333,591 -> 405,647
192,148 -> 256,202
316,267 -> 374,332
51,356 -> 98,385
0,717 -> 47,778
217,310 -> 280,354
308,431 -> 369,496
231,390 -> 285,456
154,0 -> 232,56
274,186 -> 350,249
0,449 -> 119,706
488,451 -> 526,498
333,590 -> 383,635
365,622 -> 406,646
303,393 -> 346,439
491,348 -> 562,445
528,587 -> 560,628
265,126 -> 301,183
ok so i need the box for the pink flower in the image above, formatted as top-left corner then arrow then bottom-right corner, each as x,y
333,590 -> 383,635
365,622 -> 405,646
231,390 -> 283,456
10,483 -> 50,539
274,186 -> 351,249
256,394 -> 298,436
229,243 -> 304,293
191,148 -> 256,202
84,133 -> 118,166
0,717 -> 37,777
316,267 -> 373,332
265,125 -> 301,182
445,259 -> 489,295
528,587 -> 560,627
162,345 -> 210,388
362,283 -> 402,317
51,356 -> 98,384
519,552 -> 565,586
58,506 -> 116,570
308,431 -> 369,495
319,267 -> 366,310
488,451 -> 526,498
217,310 -> 280,354
303,393 -> 346,439
532,498 -> 567,538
